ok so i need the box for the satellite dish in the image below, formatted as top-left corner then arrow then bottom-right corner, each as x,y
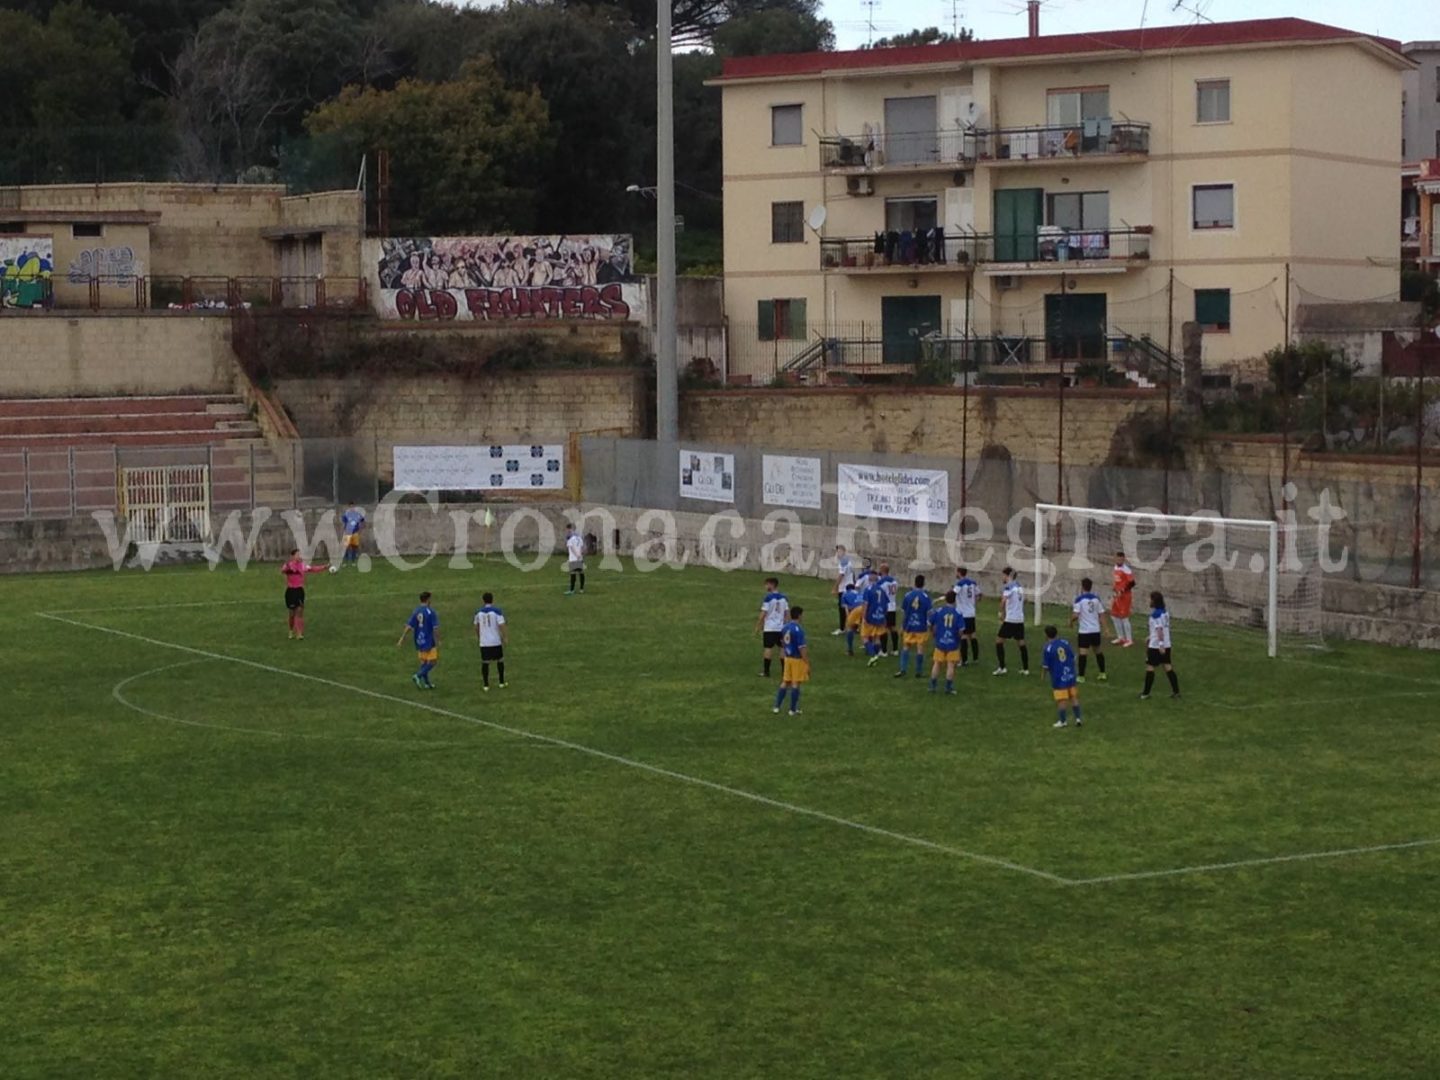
807,205 -> 828,232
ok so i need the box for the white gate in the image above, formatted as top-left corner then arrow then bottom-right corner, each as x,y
120,465 -> 211,543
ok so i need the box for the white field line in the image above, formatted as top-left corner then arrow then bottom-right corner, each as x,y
44,612 -> 1068,886
49,613 -> 1440,888
112,659 -> 471,750
1068,838 -> 1440,885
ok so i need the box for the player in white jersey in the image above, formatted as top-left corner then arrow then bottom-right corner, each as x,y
832,545 -> 855,635
564,526 -> 586,595
953,567 -> 982,667
473,591 -> 508,690
1139,590 -> 1181,700
1068,576 -> 1108,683
992,566 -> 1030,676
754,576 -> 791,678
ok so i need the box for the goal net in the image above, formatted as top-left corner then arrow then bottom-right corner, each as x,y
1033,504 -> 1325,657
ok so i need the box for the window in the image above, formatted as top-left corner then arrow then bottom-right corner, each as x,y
1046,87 -> 1110,127
771,201 -> 805,244
771,104 -> 803,147
1196,79 -> 1230,123
885,197 -> 938,233
0,222 -> 23,234
1195,289 -> 1231,332
72,223 -> 103,237
1192,184 -> 1234,230
1046,191 -> 1109,231
883,95 -> 939,164
758,298 -> 806,341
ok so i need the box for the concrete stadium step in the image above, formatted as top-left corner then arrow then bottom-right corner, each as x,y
0,429 -> 262,449
0,413 -> 235,437
0,395 -> 221,419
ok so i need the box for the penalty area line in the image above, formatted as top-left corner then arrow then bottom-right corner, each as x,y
1068,837 -> 1440,886
40,611 -> 1069,887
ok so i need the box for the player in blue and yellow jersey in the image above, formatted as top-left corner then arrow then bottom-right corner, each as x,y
877,563 -> 900,657
1042,625 -> 1083,728
340,504 -> 366,568
773,606 -> 809,716
895,574 -> 933,679
861,570 -> 890,668
840,580 -> 865,656
397,591 -> 439,690
928,591 -> 963,694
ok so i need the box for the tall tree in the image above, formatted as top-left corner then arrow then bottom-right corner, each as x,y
305,59 -> 554,235
0,1 -> 149,183
167,0 -> 386,180
712,7 -> 835,56
868,26 -> 973,48
568,0 -> 829,48
470,3 -> 647,233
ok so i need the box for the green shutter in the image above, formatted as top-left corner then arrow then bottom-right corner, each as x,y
1195,289 -> 1230,329
758,300 -> 775,341
787,299 -> 807,340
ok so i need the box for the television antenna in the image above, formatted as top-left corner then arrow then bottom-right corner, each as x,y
862,0 -> 881,45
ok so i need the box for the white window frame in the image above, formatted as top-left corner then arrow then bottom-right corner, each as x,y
770,103 -> 804,148
1190,182 -> 1236,232
1195,78 -> 1231,125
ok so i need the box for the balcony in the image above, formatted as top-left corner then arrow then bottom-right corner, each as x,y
981,121 -> 1150,164
820,129 -> 978,173
985,227 -> 1152,274
820,233 -> 989,274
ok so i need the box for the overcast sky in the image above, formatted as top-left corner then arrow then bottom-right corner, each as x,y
824,0 -> 1430,51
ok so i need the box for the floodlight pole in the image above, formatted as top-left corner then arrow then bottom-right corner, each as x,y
655,0 -> 679,445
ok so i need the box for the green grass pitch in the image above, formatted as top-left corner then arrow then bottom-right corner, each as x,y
3,557 -> 1438,1078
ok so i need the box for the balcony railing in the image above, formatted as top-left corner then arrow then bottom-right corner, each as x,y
983,121 -> 1150,161
819,227 -> 1151,271
820,129 -> 979,170
820,233 -> 990,271
989,226 -> 1152,266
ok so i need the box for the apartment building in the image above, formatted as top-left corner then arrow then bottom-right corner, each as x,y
715,18 -> 1409,381
1402,41 -> 1440,164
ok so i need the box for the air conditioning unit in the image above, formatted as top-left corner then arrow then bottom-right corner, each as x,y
845,175 -> 875,197
993,274 -> 1019,291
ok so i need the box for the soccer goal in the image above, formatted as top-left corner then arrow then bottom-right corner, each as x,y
1033,504 -> 1326,657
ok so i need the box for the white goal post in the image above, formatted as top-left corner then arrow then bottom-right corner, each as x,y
1033,504 -> 1311,659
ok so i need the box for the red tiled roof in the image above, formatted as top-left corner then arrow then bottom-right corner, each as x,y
719,18 -> 1405,81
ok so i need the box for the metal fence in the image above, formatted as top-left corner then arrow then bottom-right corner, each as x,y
581,436 -> 1440,590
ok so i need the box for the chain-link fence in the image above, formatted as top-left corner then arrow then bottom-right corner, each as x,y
580,436 -> 1439,590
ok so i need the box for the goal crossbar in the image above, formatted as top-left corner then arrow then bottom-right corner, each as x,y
1033,503 -> 1281,658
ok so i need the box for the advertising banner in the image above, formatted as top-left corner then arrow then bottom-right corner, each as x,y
393,444 -> 564,491
679,449 -> 735,503
761,454 -> 822,510
837,462 -> 949,524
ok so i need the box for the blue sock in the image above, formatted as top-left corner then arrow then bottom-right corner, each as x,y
774,686 -> 786,708
420,661 -> 434,683
915,655 -> 925,675
929,676 -> 937,690
1057,708 -> 1067,724
898,648 -> 910,673
845,630 -> 855,653
789,687 -> 801,711
1074,705 -> 1083,721
866,640 -> 877,658
946,679 -> 954,693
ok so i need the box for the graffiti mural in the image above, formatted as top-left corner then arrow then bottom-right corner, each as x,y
67,245 -> 140,286
367,236 -> 647,322
1,235 -> 54,309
